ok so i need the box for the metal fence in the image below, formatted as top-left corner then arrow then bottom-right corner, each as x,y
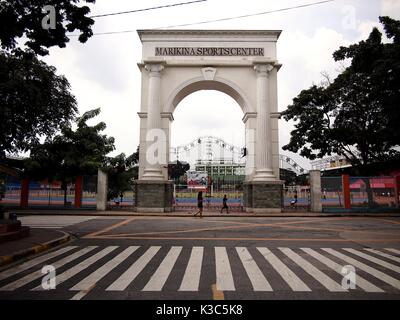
107,190 -> 135,209
0,175 -> 97,208
321,176 -> 344,208
282,185 -> 310,211
349,176 -> 397,208
321,175 -> 398,209
173,183 -> 243,212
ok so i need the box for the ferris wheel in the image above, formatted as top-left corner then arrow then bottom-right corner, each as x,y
170,136 -> 309,174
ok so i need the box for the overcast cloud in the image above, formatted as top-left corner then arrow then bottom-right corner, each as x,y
42,0 -> 399,170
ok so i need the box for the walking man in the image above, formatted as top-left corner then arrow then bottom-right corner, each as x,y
220,194 -> 229,214
194,191 -> 203,218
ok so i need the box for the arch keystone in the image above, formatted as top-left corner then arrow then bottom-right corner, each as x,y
201,67 -> 217,80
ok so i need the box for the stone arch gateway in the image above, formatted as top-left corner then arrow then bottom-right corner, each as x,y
135,30 -> 283,213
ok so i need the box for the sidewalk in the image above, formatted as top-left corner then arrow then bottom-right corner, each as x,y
8,208 -> 400,218
0,228 -> 71,267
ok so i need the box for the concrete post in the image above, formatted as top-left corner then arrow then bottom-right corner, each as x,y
20,179 -> 29,208
394,175 -> 400,208
96,169 -> 108,211
74,175 -> 83,208
309,170 -> 322,212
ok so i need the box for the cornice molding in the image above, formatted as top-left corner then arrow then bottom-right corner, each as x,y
138,29 -> 282,41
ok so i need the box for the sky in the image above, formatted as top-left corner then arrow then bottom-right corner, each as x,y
42,0 -> 400,170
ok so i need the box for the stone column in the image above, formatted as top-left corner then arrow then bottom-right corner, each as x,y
142,63 -> 165,181
310,170 -> 322,212
253,63 -> 275,181
96,169 -> 108,211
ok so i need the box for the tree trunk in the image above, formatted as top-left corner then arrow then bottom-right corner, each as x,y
362,177 -> 375,209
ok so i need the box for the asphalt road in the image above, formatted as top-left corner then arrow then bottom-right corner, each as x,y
1,215 -> 400,300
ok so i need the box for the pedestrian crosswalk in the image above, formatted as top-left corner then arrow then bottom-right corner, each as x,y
0,245 -> 400,298
18,216 -> 98,229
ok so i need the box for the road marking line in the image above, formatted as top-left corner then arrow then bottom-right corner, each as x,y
70,246 -> 139,291
92,218 -> 339,238
142,246 -> 182,291
106,246 -> 161,291
236,247 -> 272,291
83,217 -> 136,238
179,247 -> 203,291
301,248 -> 383,293
323,248 -> 400,290
385,248 -> 400,255
280,248 -> 346,292
365,249 -> 400,263
257,247 -> 310,292
0,246 -> 77,281
96,223 -> 266,237
343,248 -> 400,274
215,247 -> 235,291
212,284 -> 224,300
32,246 -> 118,291
0,246 -> 97,291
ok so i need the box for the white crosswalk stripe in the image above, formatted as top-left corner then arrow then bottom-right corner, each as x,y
106,246 -> 161,291
0,246 -> 97,291
236,247 -> 272,291
179,247 -> 203,291
301,248 -> 383,293
280,248 -> 346,292
0,246 -> 77,281
32,246 -> 118,291
343,248 -> 400,273
215,247 -> 235,291
257,247 -> 311,291
385,248 -> 400,255
71,246 -> 139,292
0,246 -> 400,295
365,249 -> 400,264
323,248 -> 400,290
143,246 -> 182,291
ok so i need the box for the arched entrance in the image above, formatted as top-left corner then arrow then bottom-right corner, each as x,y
135,30 -> 283,213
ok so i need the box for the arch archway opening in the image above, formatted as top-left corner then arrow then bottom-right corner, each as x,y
170,89 -> 246,212
171,90 -> 245,165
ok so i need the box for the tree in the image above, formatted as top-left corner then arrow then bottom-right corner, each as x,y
0,50 -> 78,158
282,16 -> 400,170
281,16 -> 400,207
24,108 -> 115,205
0,0 -> 95,56
333,16 -> 400,146
105,148 -> 139,202
168,161 -> 190,182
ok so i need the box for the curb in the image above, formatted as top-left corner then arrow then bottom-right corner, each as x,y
0,231 -> 71,267
8,210 -> 400,218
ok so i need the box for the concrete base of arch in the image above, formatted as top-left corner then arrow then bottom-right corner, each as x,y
134,180 -> 174,213
243,181 -> 284,213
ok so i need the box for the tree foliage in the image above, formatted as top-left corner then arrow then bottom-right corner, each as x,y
0,0 -> 95,56
23,108 -> 115,204
105,148 -> 139,201
168,161 -> 190,182
281,16 -> 400,174
0,50 -> 78,158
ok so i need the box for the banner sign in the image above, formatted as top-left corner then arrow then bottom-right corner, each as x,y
187,170 -> 208,189
155,47 -> 264,56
